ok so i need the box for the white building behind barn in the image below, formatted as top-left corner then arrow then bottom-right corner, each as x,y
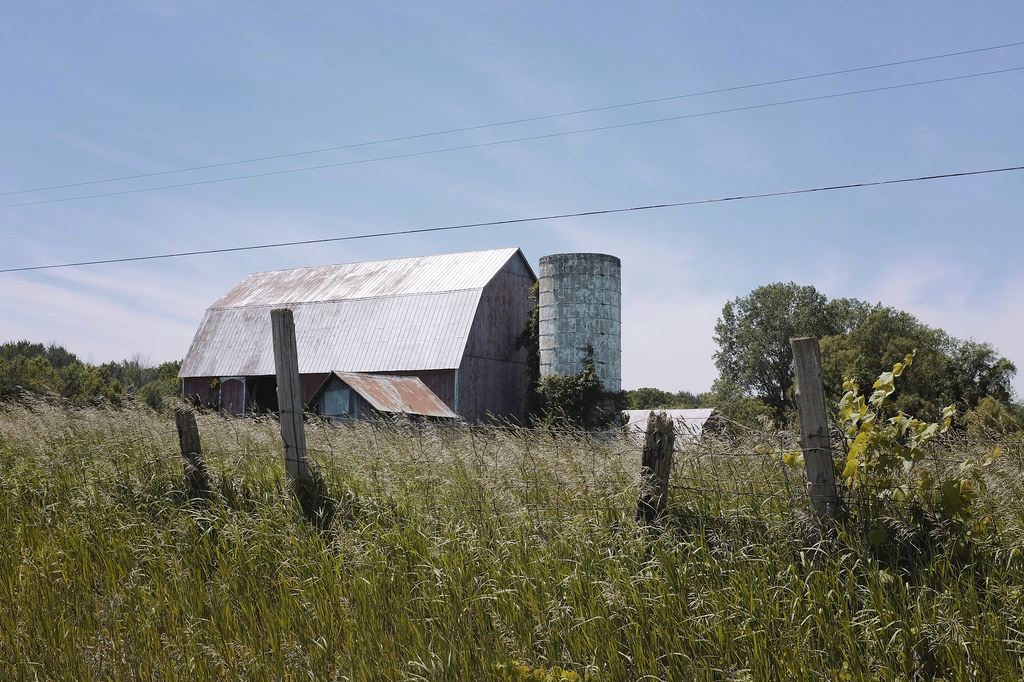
623,409 -> 719,439
179,248 -> 536,422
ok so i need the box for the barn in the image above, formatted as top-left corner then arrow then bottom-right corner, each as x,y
178,247 -> 537,422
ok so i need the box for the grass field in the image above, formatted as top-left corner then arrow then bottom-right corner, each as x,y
2,399 -> 1023,680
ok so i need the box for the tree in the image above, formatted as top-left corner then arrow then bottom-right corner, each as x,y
713,283 -> 864,423
0,342 -> 71,399
820,307 -> 1016,420
623,387 -> 704,410
137,360 -> 184,411
0,340 -> 183,409
705,379 -> 774,430
712,284 -> 1018,426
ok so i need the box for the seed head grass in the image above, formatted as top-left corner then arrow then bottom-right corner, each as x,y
1,399 -> 1023,679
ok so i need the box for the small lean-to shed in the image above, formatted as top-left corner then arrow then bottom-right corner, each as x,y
309,371 -> 459,422
178,248 -> 536,422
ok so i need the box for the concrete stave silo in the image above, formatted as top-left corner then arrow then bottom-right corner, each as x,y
537,253 -> 621,392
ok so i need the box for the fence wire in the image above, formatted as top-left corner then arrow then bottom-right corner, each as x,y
5,399 -> 1023,536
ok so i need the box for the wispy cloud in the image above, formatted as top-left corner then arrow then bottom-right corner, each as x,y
1,272 -> 202,364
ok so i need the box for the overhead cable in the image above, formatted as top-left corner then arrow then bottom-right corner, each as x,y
4,40 -> 1023,196
3,65 -> 1023,210
2,163 -> 1020,274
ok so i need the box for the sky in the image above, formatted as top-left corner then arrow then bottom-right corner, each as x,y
3,1 -> 1024,396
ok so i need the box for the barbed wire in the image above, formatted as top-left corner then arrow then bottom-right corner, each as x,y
7,405 -> 1023,529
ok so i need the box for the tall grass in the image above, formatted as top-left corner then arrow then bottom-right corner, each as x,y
1,399 -> 1023,680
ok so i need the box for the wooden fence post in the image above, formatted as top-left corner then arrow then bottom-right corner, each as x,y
174,406 -> 210,497
790,337 -> 841,525
271,308 -> 309,480
637,411 -> 675,524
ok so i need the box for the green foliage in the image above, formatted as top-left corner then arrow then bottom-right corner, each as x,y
713,283 -> 866,424
0,341 -> 119,404
839,353 -> 993,545
0,340 -> 181,410
136,360 -> 184,411
704,379 -> 776,431
822,306 -> 1016,421
713,284 -> 1018,427
624,387 -> 703,410
536,347 -> 625,430
625,386 -> 674,409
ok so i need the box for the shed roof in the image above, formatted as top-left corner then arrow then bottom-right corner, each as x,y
316,371 -> 459,419
180,248 -> 532,377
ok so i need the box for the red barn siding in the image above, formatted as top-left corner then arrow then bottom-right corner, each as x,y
184,373 -> 328,415
301,373 -> 329,404
183,377 -> 214,405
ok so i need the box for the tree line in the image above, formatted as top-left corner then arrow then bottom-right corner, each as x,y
626,282 -> 1023,433
6,281 -> 1020,432
0,340 -> 182,411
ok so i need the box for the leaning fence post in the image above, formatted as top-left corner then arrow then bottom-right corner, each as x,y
271,308 -> 309,480
174,406 -> 210,497
790,337 -> 841,525
637,411 -> 675,524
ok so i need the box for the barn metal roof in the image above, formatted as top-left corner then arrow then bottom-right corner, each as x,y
318,372 -> 459,419
211,247 -> 525,308
180,248 -> 528,377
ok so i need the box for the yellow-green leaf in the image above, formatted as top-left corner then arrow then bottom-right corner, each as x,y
782,451 -> 804,468
868,389 -> 888,408
873,372 -> 894,390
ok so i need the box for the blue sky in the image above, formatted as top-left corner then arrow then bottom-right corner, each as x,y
3,1 -> 1023,395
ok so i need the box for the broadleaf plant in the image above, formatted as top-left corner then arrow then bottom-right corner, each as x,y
838,351 -> 973,526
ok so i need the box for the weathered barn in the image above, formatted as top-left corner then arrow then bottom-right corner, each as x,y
178,247 -> 537,422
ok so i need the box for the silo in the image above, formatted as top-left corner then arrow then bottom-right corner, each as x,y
538,253 -> 621,392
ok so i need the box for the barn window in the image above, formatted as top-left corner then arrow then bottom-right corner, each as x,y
323,386 -> 351,417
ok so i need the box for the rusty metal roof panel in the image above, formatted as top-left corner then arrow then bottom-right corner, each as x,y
179,289 -> 483,377
211,247 -> 523,309
331,371 -> 459,418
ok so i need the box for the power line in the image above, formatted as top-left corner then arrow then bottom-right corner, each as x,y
2,164 -> 1020,274
2,39 -> 1024,197
4,65 -> 1023,210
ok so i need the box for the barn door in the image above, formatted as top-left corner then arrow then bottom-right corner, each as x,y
220,377 -> 246,416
